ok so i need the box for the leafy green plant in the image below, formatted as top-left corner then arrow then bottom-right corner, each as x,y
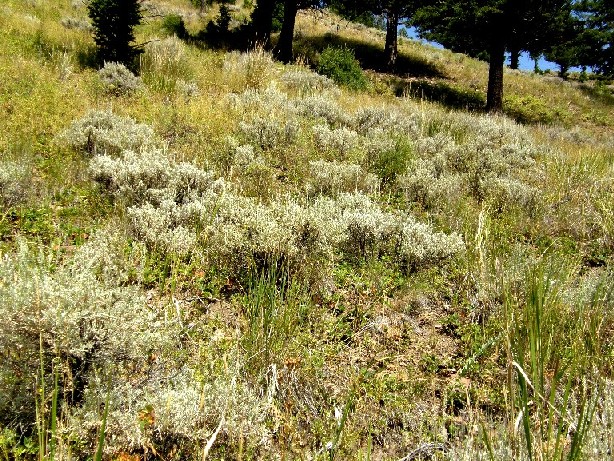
317,46 -> 368,91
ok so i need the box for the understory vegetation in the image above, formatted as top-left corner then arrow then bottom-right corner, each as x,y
0,1 -> 613,460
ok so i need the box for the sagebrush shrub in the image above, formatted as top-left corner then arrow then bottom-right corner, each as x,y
0,161 -> 29,206
307,160 -> 379,196
0,233 -> 271,458
60,16 -> 93,31
239,116 -> 299,150
0,235 -> 169,428
98,61 -> 142,95
317,46 -> 368,91
280,68 -> 336,95
88,147 -> 463,274
312,124 -> 359,158
292,95 -> 349,126
59,110 -> 155,155
90,148 -> 217,205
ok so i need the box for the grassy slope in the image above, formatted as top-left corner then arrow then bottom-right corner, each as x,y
0,1 -> 613,460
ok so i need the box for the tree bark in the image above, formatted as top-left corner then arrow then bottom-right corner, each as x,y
509,48 -> 520,69
486,39 -> 505,113
252,0 -> 275,49
384,9 -> 400,72
274,0 -> 298,63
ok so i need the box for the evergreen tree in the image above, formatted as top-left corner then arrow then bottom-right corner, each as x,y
87,0 -> 143,68
580,0 -> 614,76
412,0 -> 575,112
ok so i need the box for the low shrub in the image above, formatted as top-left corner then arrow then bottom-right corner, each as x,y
280,69 -> 336,96
98,61 -> 142,95
239,116 -> 299,150
317,46 -> 368,91
307,160 -> 379,196
504,94 -> 570,125
59,110 -> 155,156
312,124 -> 359,158
0,161 -> 29,206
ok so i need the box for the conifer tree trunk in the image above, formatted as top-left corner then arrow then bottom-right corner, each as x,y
252,0 -> 275,48
509,48 -> 520,69
486,40 -> 505,112
385,9 -> 400,72
274,0 -> 298,63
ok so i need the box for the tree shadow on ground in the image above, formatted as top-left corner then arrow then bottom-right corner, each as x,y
392,77 -> 486,112
293,32 -> 446,79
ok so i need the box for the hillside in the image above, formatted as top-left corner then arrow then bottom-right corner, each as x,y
1,1 -> 613,460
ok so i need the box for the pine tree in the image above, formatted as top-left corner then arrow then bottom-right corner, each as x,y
412,0 -> 575,112
87,0 -> 143,68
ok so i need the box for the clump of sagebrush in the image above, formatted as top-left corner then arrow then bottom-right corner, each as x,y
238,116 -> 299,151
69,361 -> 272,458
98,61 -> 142,95
352,106 -> 420,137
312,124 -> 359,159
307,160 -> 379,196
227,86 -> 292,115
0,233 -> 172,430
398,113 -> 542,211
60,16 -> 93,32
175,79 -> 199,99
280,68 -> 336,96
59,110 -> 155,156
0,160 -> 30,206
0,232 -> 272,458
90,148 -> 217,206
292,94 -> 350,127
88,145 -> 463,275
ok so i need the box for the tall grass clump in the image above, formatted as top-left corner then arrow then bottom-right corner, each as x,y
223,48 -> 277,90
500,261 -> 613,460
139,36 -> 191,92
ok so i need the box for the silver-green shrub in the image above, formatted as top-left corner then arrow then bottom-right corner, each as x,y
239,116 -> 299,150
60,16 -> 93,31
0,160 -> 29,206
280,69 -> 336,96
227,86 -> 291,115
88,147 -> 463,272
0,232 -> 272,457
90,148 -> 217,205
59,110 -> 155,156
307,160 -> 379,196
292,95 -> 350,127
312,124 -> 359,158
0,234 -> 170,428
69,367 -> 271,458
98,61 -> 142,95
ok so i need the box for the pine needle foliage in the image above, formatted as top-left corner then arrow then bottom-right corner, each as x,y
87,0 -> 143,68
